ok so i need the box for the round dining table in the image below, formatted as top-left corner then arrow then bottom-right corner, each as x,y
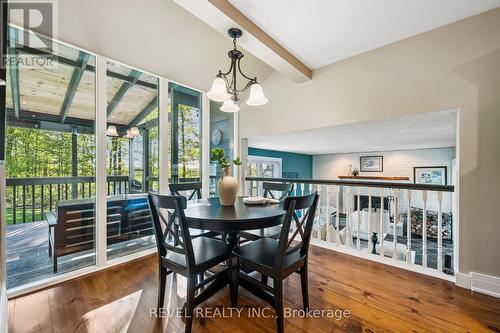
184,196 -> 286,248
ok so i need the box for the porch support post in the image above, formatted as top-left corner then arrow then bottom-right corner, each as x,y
201,93 -> 210,197
95,55 -> 107,267
71,126 -> 78,199
158,78 -> 169,194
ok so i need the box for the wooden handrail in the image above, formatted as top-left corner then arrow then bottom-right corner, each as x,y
245,177 -> 454,192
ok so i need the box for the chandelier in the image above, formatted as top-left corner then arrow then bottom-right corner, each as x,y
207,28 -> 268,112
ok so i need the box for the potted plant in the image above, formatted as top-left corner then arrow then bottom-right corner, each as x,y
211,148 -> 242,206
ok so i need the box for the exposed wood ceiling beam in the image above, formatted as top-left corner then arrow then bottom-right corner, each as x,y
15,43 -> 157,89
207,0 -> 311,80
174,0 -> 312,82
8,28 -> 20,118
107,69 -> 142,117
60,52 -> 91,123
6,107 -> 125,131
128,96 -> 158,127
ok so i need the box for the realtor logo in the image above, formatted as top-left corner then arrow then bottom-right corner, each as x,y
1,0 -> 58,69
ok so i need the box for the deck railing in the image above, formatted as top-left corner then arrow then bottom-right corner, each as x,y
4,176 -> 206,224
245,177 -> 455,278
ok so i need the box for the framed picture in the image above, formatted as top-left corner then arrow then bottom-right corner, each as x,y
414,166 -> 447,185
360,156 -> 383,172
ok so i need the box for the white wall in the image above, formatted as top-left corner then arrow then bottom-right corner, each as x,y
313,148 -> 456,184
240,9 -> 500,278
313,148 -> 456,212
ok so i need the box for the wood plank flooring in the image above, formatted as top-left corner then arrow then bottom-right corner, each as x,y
8,246 -> 500,333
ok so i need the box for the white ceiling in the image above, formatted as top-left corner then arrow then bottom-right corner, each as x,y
229,0 -> 500,69
248,110 -> 457,155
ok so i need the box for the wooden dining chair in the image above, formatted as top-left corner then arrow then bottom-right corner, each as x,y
232,192 -> 319,333
240,182 -> 294,241
169,182 -> 219,239
148,193 -> 237,333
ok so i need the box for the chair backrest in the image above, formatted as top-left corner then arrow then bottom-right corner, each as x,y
147,193 -> 196,270
275,192 -> 319,269
262,182 -> 294,200
169,182 -> 202,200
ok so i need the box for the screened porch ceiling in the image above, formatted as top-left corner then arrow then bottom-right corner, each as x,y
5,27 -> 159,131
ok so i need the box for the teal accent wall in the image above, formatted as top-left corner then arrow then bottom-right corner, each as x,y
248,147 -> 313,179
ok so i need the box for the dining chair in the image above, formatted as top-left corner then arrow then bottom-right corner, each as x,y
240,182 -> 294,241
148,193 -> 237,333
232,192 -> 319,333
169,182 -> 219,239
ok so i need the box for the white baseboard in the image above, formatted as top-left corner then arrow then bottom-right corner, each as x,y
471,272 -> 500,298
455,271 -> 500,298
455,271 -> 471,289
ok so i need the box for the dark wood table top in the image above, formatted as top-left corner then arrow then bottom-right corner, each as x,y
184,196 -> 285,232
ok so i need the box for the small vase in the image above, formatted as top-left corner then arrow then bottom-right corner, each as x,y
217,166 -> 238,206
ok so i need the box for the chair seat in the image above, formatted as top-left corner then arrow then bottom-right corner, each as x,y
233,238 -> 305,272
163,236 -> 230,272
240,225 -> 282,240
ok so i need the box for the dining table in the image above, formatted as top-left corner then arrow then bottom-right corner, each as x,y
184,196 -> 286,248
182,196 -> 286,304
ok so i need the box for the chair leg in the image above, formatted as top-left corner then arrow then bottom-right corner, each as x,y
300,264 -> 309,311
48,230 -> 52,257
184,276 -> 197,333
158,266 -> 167,310
274,279 -> 284,333
229,257 -> 239,307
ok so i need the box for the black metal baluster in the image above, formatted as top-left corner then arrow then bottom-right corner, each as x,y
119,181 -> 122,194
41,184 -> 44,217
12,186 -> 17,224
31,184 -> 35,222
65,184 -> 68,200
57,184 -> 61,202
49,184 -> 53,211
81,182 -> 85,198
22,185 -> 26,223
108,182 -> 111,195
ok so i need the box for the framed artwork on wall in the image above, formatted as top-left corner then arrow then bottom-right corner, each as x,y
414,166 -> 447,185
360,156 -> 383,172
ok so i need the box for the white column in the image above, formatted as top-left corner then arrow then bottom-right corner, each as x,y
367,188 -> 373,252
356,188 -> 361,250
233,110 -> 240,190
379,188 -> 385,257
422,190 -> 428,268
437,191 -> 443,271
95,55 -> 107,267
201,93 -> 210,198
158,78 -> 170,195
240,138 -> 248,196
335,186 -> 340,246
406,190 -> 412,264
325,185 -> 331,242
392,189 -> 399,260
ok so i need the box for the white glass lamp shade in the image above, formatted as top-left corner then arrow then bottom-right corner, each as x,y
207,77 -> 230,102
246,83 -> 268,106
130,127 -> 140,137
0,79 -> 6,86
106,125 -> 118,137
220,99 -> 240,113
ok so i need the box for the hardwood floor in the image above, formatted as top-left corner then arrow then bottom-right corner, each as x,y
7,246 -> 500,333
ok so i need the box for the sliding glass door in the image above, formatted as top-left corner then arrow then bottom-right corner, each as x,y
4,26 -> 96,288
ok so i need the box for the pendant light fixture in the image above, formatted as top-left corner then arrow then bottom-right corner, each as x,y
207,28 -> 268,112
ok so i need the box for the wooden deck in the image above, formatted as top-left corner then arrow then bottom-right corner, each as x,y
6,221 -> 155,289
7,246 -> 500,333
